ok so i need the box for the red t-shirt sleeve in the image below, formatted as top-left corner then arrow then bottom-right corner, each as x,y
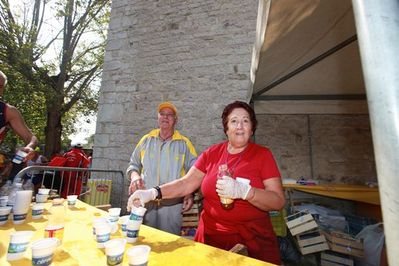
194,148 -> 209,174
260,149 -> 281,180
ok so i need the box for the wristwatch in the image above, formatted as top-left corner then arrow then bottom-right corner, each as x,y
154,186 -> 162,200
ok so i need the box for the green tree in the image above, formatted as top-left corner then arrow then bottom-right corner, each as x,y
0,0 -> 110,157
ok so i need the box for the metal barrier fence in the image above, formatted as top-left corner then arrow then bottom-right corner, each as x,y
14,166 -> 125,209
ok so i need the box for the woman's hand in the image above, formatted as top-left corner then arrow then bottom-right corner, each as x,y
181,194 -> 194,213
216,176 -> 251,200
127,188 -> 157,211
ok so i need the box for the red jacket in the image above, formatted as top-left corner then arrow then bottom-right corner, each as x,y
60,148 -> 90,198
64,148 -> 90,168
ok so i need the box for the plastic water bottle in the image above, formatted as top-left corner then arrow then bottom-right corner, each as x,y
0,180 -> 12,196
22,179 -> 34,192
6,182 -> 23,207
45,198 -> 66,242
217,164 -> 234,210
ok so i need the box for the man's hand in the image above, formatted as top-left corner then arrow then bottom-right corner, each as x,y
22,147 -> 35,162
181,194 -> 194,213
216,176 -> 251,200
127,188 -> 157,212
128,175 -> 145,195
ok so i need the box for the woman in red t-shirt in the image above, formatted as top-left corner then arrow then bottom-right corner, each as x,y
128,101 -> 285,264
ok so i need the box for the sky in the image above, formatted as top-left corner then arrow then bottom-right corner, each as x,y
69,114 -> 97,145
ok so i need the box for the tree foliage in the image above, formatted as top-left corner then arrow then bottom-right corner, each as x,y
0,0 -> 110,157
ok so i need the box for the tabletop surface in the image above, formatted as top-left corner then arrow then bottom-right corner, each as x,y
283,183 -> 380,205
0,200 -> 271,265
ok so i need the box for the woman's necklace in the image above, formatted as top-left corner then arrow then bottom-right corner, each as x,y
225,143 -> 247,177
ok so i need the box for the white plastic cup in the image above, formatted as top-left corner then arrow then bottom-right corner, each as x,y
7,231 -> 34,261
67,195 -> 78,206
12,209 -> 28,225
108,208 -> 121,222
92,217 -> 108,238
95,223 -> 111,248
104,238 -> 127,266
127,245 -> 151,266
0,206 -> 12,225
126,220 -> 141,243
106,217 -> 119,234
31,203 -> 45,219
126,206 -> 146,243
236,177 -> 250,185
12,150 -> 28,164
31,237 -> 60,266
0,196 -> 8,207
131,206 -> 147,217
119,215 -> 130,236
44,224 -> 65,243
35,194 -> 48,203
38,188 -> 50,195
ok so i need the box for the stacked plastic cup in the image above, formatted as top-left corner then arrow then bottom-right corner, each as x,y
126,206 -> 147,243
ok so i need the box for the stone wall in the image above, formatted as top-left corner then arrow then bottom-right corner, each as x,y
256,114 -> 376,184
93,0 -> 259,207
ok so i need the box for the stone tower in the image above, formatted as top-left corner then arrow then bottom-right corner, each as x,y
93,0 -> 259,207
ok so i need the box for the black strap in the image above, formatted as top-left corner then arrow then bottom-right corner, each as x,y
154,186 -> 162,199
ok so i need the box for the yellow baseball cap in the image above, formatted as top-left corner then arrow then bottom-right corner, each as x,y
157,102 -> 178,117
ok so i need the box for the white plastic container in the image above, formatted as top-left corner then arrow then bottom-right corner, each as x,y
7,231 -> 34,261
104,238 -> 127,266
126,206 -> 146,243
95,223 -> 111,248
31,238 -> 60,266
38,188 -> 50,195
127,245 -> 151,266
119,215 -> 130,236
12,150 -> 27,164
0,206 -> 12,225
67,195 -> 78,206
13,190 -> 33,224
32,203 -> 45,219
44,198 -> 65,242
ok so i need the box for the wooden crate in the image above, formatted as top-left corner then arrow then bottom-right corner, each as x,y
323,231 -> 364,257
321,251 -> 354,266
181,192 -> 202,237
285,211 -> 318,236
296,230 -> 330,255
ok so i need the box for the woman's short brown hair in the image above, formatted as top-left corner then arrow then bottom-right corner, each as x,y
221,101 -> 257,135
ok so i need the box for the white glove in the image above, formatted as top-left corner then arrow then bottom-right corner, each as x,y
216,176 -> 251,200
127,188 -> 157,212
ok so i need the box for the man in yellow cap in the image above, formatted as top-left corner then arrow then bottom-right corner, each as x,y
126,102 -> 197,235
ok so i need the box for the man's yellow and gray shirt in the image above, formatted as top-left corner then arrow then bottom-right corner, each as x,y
126,129 -> 197,192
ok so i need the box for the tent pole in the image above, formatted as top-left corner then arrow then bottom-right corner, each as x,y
351,0 -> 399,264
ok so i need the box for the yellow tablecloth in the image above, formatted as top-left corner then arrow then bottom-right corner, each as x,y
283,184 -> 380,205
0,200 -> 271,265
